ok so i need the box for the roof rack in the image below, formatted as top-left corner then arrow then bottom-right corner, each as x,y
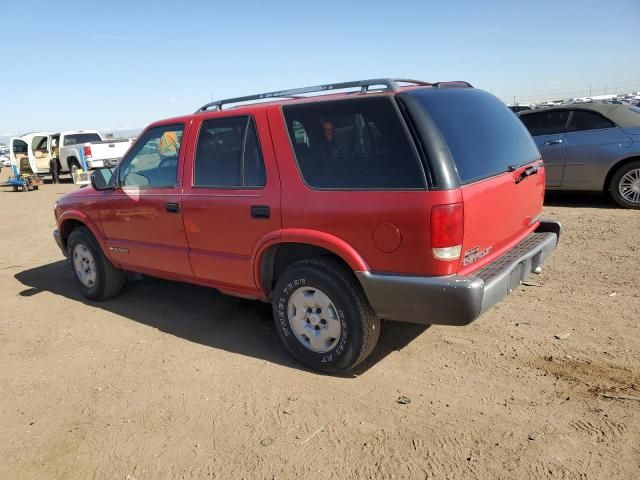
195,78 -> 472,113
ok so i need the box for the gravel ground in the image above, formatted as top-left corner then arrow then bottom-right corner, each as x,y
0,170 -> 638,479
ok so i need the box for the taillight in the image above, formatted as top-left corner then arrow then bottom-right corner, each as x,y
430,203 -> 464,261
83,145 -> 92,159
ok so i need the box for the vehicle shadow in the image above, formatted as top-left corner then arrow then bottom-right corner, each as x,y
544,191 -> 616,209
14,261 -> 429,376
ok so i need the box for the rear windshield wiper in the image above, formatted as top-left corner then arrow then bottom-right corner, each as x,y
515,161 -> 543,184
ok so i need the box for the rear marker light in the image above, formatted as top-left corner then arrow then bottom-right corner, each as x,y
83,145 -> 92,159
430,203 -> 464,261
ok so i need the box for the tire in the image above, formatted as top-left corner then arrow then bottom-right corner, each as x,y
272,257 -> 380,373
70,160 -> 80,184
66,227 -> 125,300
610,160 -> 640,209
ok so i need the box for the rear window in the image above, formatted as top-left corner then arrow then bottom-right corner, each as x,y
408,89 -> 540,184
567,110 -> 615,132
283,97 -> 425,189
63,133 -> 102,146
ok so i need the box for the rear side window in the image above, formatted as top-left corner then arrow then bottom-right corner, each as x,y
567,110 -> 616,132
63,133 -> 102,146
194,116 -> 266,188
283,97 -> 425,189
408,89 -> 541,184
520,111 -> 570,136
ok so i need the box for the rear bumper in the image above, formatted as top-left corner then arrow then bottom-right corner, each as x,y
86,160 -> 104,169
356,220 -> 561,326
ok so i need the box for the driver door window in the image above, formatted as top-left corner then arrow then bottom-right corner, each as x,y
120,124 -> 184,188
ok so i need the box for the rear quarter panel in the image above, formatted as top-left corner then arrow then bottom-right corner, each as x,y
267,106 -> 461,276
562,127 -> 638,191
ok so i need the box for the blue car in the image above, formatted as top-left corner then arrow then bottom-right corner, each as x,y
518,103 -> 640,208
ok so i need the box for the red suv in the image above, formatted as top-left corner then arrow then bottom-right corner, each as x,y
53,79 -> 560,372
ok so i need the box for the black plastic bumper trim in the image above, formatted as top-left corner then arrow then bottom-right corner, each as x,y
356,220 -> 561,326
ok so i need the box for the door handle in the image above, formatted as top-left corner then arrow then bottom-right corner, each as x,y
165,202 -> 180,213
251,205 -> 270,219
544,139 -> 563,146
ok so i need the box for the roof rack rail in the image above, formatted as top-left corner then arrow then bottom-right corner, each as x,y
431,81 -> 474,88
195,78 -> 469,113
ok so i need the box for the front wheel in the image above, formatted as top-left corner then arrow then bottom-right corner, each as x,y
272,257 -> 380,373
66,227 -> 125,300
610,160 -> 640,209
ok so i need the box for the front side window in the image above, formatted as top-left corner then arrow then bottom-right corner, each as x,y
13,140 -> 28,154
119,124 -> 183,188
567,110 -> 616,132
520,110 -> 570,136
194,116 -> 266,187
283,97 -> 424,189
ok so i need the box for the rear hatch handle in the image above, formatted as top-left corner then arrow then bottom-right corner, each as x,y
514,161 -> 544,184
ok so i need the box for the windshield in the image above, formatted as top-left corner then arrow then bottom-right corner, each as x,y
406,88 -> 541,184
63,133 -> 102,146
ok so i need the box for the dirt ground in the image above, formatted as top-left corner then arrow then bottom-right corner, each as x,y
0,169 -> 638,480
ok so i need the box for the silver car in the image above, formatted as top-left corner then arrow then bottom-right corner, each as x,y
519,104 -> 640,208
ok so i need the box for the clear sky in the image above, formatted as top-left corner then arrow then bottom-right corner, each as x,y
1,0 -> 639,138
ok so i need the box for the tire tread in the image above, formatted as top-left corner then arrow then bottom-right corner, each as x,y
67,227 -> 125,300
276,256 -> 380,371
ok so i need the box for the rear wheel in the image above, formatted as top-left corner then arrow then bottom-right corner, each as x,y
70,160 -> 80,184
610,160 -> 640,209
272,257 -> 380,373
66,227 -> 125,300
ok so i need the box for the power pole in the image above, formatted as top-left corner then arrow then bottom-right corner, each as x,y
513,95 -> 516,105
589,84 -> 592,96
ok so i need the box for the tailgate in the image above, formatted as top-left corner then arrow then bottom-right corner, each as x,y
89,140 -> 131,160
399,87 -> 545,275
459,162 -> 545,273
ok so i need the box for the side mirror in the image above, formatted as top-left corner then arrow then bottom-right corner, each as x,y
91,167 -> 115,191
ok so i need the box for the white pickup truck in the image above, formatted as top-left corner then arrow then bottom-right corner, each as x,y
51,131 -> 132,183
